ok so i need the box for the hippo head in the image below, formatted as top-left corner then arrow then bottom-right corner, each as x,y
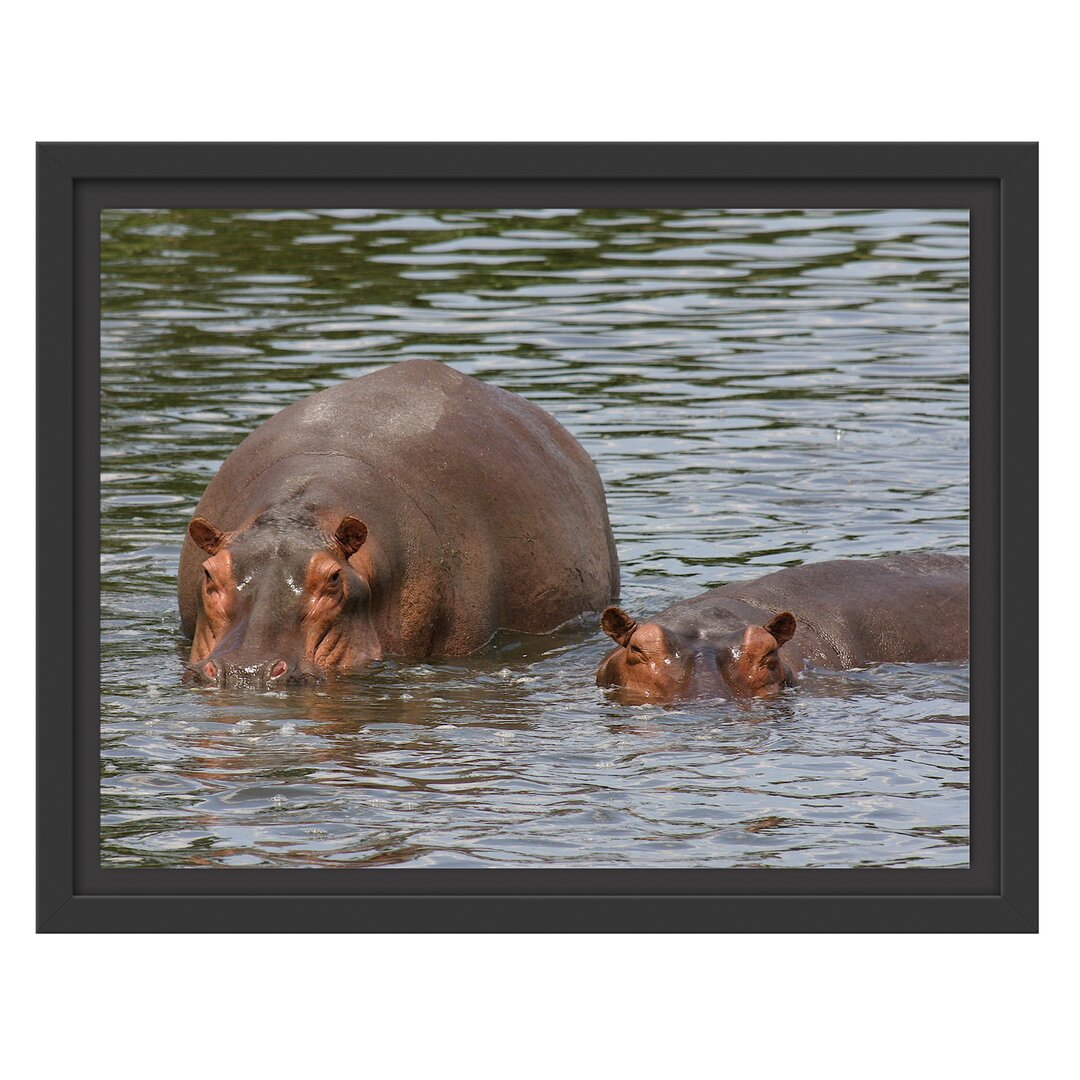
183,507 -> 379,688
595,606 -> 798,704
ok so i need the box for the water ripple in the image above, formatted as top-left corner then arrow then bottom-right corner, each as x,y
100,207 -> 969,868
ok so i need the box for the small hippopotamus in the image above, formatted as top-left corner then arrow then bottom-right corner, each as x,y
596,553 -> 968,704
179,359 -> 619,687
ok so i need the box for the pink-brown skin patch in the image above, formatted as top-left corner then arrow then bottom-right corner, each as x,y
595,606 -> 797,704
184,513 -> 381,688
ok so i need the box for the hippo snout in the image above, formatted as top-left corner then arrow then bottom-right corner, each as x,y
183,656 -> 323,688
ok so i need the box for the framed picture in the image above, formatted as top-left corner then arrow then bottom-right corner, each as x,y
37,143 -> 1037,932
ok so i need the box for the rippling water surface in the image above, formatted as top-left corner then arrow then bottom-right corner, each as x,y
100,207 -> 969,868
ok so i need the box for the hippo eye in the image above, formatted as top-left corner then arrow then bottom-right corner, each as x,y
328,570 -> 341,586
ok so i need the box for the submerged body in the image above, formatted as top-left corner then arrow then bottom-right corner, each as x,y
596,553 -> 969,703
179,359 -> 619,686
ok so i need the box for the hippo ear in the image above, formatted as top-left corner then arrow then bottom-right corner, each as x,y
335,516 -> 368,557
601,606 -> 638,647
766,611 -> 796,646
189,517 -> 226,555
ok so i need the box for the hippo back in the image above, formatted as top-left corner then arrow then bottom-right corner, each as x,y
178,359 -> 619,648
659,553 -> 969,668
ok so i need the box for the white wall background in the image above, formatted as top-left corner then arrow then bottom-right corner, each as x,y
2,3 -> 1067,1076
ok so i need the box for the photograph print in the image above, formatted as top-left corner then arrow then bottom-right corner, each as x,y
100,206 -> 970,869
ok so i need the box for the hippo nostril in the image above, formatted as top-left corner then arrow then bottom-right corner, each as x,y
183,658 -> 222,687
269,660 -> 288,680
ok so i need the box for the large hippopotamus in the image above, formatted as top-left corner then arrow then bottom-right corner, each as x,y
179,359 -> 619,686
596,553 -> 968,703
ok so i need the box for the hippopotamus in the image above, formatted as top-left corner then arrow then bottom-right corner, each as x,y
179,359 -> 619,687
596,553 -> 968,703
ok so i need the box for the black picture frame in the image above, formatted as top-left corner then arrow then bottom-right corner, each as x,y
37,142 -> 1038,933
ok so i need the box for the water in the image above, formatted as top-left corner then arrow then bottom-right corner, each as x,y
100,207 -> 970,868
